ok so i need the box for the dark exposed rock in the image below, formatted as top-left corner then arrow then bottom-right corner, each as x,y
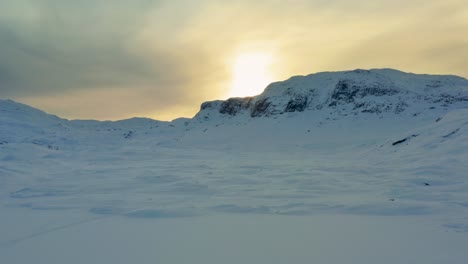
124,131 -> 134,139
331,80 -> 360,103
394,102 -> 408,114
194,70 -> 468,121
392,138 -> 408,146
431,94 -> 468,104
330,79 -> 400,105
363,86 -> 400,97
219,98 -> 252,116
443,128 -> 460,138
200,101 -> 219,111
361,104 -> 386,114
353,102 -> 366,109
327,79 -> 406,115
392,134 -> 418,146
251,98 -> 272,117
47,145 -> 59,150
284,95 -> 308,112
426,80 -> 441,88
351,69 -> 371,74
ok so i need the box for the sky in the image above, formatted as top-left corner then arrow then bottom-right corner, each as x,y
0,0 -> 467,121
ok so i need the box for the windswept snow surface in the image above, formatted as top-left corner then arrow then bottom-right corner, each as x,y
1,69 -> 468,263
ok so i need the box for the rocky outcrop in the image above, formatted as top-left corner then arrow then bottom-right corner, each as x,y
329,79 -> 400,104
284,95 -> 309,113
250,98 -> 272,117
219,98 -> 252,116
192,69 -> 468,122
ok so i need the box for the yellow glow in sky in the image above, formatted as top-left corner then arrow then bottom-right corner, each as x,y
4,0 -> 468,121
228,52 -> 275,98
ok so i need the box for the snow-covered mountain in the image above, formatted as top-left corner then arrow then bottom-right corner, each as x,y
0,99 -> 188,150
195,68 -> 468,122
2,68 -> 468,151
181,69 -> 468,150
2,69 -> 468,264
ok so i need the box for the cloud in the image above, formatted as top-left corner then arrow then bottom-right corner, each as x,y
0,0 -> 175,96
18,85 -> 199,121
0,0 -> 467,120
0,0 -> 231,119
331,0 -> 468,76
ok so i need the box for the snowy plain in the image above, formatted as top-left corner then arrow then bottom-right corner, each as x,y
1,69 -> 468,263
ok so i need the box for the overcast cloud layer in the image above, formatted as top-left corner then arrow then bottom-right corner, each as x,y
0,0 -> 467,120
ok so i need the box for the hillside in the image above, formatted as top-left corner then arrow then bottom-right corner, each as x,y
1,69 -> 468,264
2,69 -> 468,151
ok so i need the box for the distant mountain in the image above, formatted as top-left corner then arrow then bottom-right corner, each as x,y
194,69 -> 468,123
1,69 -> 468,151
2,69 -> 467,251
0,99 -> 187,149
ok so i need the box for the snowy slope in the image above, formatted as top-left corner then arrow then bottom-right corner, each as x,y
183,69 -> 468,151
0,99 -> 66,146
379,108 -> 468,157
2,69 -> 468,151
194,68 -> 468,123
1,69 -> 468,264
0,99 -> 188,150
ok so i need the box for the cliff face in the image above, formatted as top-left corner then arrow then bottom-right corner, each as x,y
194,69 -> 468,122
2,68 -> 468,150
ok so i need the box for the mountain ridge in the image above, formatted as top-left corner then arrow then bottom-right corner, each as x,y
3,68 -> 468,124
2,68 -> 468,150
194,68 -> 468,123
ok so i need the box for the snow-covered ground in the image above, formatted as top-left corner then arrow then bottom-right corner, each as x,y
1,69 -> 468,263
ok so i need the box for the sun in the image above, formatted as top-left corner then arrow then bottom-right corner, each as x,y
228,52 -> 274,98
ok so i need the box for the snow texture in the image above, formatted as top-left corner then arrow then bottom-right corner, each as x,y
1,69 -> 468,264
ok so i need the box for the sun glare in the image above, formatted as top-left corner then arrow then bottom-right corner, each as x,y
228,52 -> 274,98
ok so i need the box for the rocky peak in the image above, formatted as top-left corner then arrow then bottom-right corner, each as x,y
193,69 -> 468,122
